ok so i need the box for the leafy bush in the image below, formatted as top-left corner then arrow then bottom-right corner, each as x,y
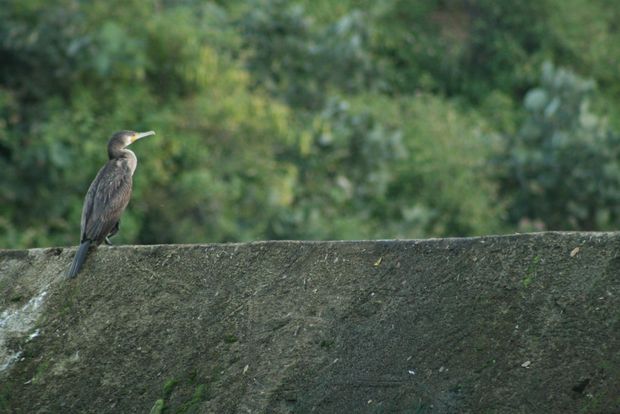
273,94 -> 505,239
359,94 -> 506,237
500,62 -> 620,230
239,0 -> 375,109
371,0 -> 549,101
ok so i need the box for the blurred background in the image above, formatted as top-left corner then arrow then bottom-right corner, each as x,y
2,0 -> 620,249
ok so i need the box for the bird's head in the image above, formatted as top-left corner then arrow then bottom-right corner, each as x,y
107,130 -> 155,159
110,130 -> 156,148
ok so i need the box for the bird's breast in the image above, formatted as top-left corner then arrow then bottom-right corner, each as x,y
117,150 -> 138,176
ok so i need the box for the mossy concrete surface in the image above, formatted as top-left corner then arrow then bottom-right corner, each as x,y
0,232 -> 619,413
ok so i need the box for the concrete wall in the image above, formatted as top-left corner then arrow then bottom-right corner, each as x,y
1,232 -> 618,413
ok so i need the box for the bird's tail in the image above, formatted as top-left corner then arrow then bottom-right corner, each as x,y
67,241 -> 90,278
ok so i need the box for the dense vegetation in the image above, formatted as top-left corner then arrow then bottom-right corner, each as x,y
1,0 -> 620,248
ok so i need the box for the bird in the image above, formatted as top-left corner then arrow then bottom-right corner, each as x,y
66,130 -> 155,278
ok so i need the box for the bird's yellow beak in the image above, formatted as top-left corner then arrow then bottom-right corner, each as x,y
131,130 -> 156,143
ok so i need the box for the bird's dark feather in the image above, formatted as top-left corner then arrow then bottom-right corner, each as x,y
67,240 -> 90,278
81,159 -> 133,245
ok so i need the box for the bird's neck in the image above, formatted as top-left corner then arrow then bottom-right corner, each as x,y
108,147 -> 138,175
108,145 -> 135,160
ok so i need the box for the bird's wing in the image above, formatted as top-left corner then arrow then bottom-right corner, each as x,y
82,160 -> 133,244
80,171 -> 99,240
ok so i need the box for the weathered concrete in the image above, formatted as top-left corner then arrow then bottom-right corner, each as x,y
0,232 -> 618,413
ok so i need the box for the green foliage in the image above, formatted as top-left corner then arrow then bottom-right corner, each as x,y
500,62 -> 620,230
239,0 -> 375,109
356,94 -> 505,237
270,97 -> 407,239
267,93 -> 504,239
1,0 -> 620,248
547,0 -> 620,101
371,0 -> 549,100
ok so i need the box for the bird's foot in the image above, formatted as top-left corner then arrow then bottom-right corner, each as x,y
104,237 -> 113,245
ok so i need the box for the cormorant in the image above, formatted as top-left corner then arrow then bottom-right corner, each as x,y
67,130 -> 155,278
